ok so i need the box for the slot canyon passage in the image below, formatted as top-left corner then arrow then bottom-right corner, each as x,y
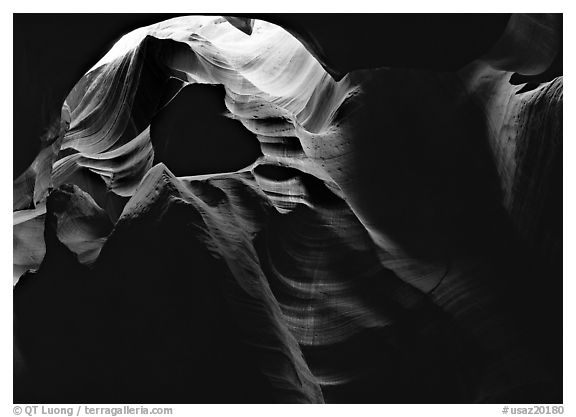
13,14 -> 563,403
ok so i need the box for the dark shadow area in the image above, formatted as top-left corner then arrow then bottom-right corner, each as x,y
509,16 -> 563,86
253,164 -> 342,207
252,14 -> 511,80
255,204 -> 483,403
331,70 -> 507,260
59,169 -> 129,223
255,190 -> 562,403
151,84 -> 262,176
14,190 -> 278,403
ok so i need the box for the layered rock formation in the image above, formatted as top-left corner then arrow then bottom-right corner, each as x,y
13,14 -> 562,403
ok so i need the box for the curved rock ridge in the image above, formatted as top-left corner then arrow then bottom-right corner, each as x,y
13,14 -> 562,403
458,61 -> 563,273
13,15 -> 358,276
27,16 -> 357,209
108,163 -> 324,403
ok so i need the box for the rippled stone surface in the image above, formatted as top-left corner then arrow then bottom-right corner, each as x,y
13,14 -> 562,403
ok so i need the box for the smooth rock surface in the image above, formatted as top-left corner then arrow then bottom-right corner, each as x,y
13,14 -> 562,403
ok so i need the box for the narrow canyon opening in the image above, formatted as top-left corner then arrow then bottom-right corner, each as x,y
151,83 -> 262,177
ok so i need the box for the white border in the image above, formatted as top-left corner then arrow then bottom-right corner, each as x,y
2,3 -> 573,415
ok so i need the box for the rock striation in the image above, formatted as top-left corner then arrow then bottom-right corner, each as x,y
13,14 -> 562,403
